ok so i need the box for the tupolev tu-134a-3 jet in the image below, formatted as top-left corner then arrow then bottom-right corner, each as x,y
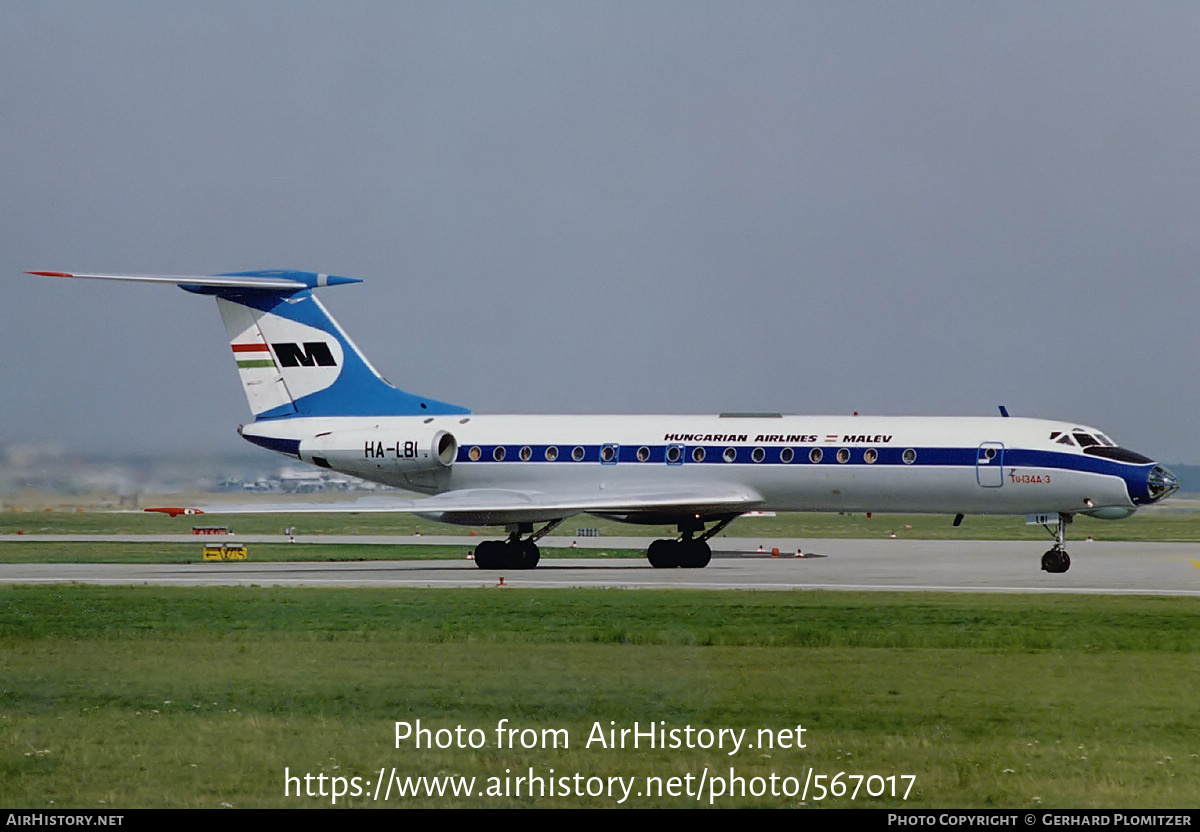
30,270 -> 1179,573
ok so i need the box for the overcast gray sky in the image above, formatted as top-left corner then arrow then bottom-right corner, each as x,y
4,2 -> 1198,463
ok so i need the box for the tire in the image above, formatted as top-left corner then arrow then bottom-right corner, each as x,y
647,539 -> 678,568
1041,549 -> 1068,573
516,540 -> 540,569
474,540 -> 504,569
680,539 -> 711,568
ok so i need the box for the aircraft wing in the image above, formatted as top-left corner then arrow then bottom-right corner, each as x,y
148,483 -> 764,526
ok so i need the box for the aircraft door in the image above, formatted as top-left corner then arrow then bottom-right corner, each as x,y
976,443 -> 1004,487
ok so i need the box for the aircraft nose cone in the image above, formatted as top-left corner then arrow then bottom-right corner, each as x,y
1147,465 -> 1179,502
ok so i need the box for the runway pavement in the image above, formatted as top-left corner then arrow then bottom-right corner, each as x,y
2,536 -> 1198,594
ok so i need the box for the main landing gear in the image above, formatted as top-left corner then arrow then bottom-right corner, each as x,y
1040,513 -> 1073,574
647,516 -> 737,569
473,520 -> 562,570
473,514 -> 736,570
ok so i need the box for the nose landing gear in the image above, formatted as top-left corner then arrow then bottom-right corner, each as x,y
1040,513 -> 1073,573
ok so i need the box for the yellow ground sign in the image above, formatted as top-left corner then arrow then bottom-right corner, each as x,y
202,543 -> 248,560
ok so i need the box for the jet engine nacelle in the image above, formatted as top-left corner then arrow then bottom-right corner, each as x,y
298,428 -> 457,491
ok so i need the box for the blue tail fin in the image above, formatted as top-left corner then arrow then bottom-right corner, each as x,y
206,271 -> 470,419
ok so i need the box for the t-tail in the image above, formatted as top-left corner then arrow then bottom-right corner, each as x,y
29,270 -> 470,420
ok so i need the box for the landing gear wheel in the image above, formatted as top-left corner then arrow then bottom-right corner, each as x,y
1041,548 -> 1071,573
514,539 -> 540,570
679,539 -> 712,568
473,539 -> 541,569
647,539 -> 679,568
646,515 -> 736,569
474,520 -> 558,570
647,538 -> 712,568
474,540 -> 504,569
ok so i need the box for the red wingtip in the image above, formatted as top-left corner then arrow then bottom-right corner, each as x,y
28,271 -> 75,277
145,507 -> 204,517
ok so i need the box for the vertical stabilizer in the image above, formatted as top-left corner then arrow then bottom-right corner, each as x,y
209,280 -> 470,419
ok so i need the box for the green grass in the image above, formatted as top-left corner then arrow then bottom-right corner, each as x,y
2,587 -> 1198,808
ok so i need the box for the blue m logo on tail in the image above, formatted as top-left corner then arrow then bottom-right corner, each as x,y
273,342 -> 338,367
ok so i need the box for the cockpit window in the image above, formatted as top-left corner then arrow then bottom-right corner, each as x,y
1058,429 -> 1117,449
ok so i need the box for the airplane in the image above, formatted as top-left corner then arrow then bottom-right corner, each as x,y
30,269 -> 1179,573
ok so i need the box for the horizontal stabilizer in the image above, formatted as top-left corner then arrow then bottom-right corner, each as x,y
28,270 -> 360,292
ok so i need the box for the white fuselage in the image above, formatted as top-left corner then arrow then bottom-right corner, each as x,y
242,413 -> 1152,521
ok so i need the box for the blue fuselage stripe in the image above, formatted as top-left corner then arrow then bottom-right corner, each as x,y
454,444 -> 1154,502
